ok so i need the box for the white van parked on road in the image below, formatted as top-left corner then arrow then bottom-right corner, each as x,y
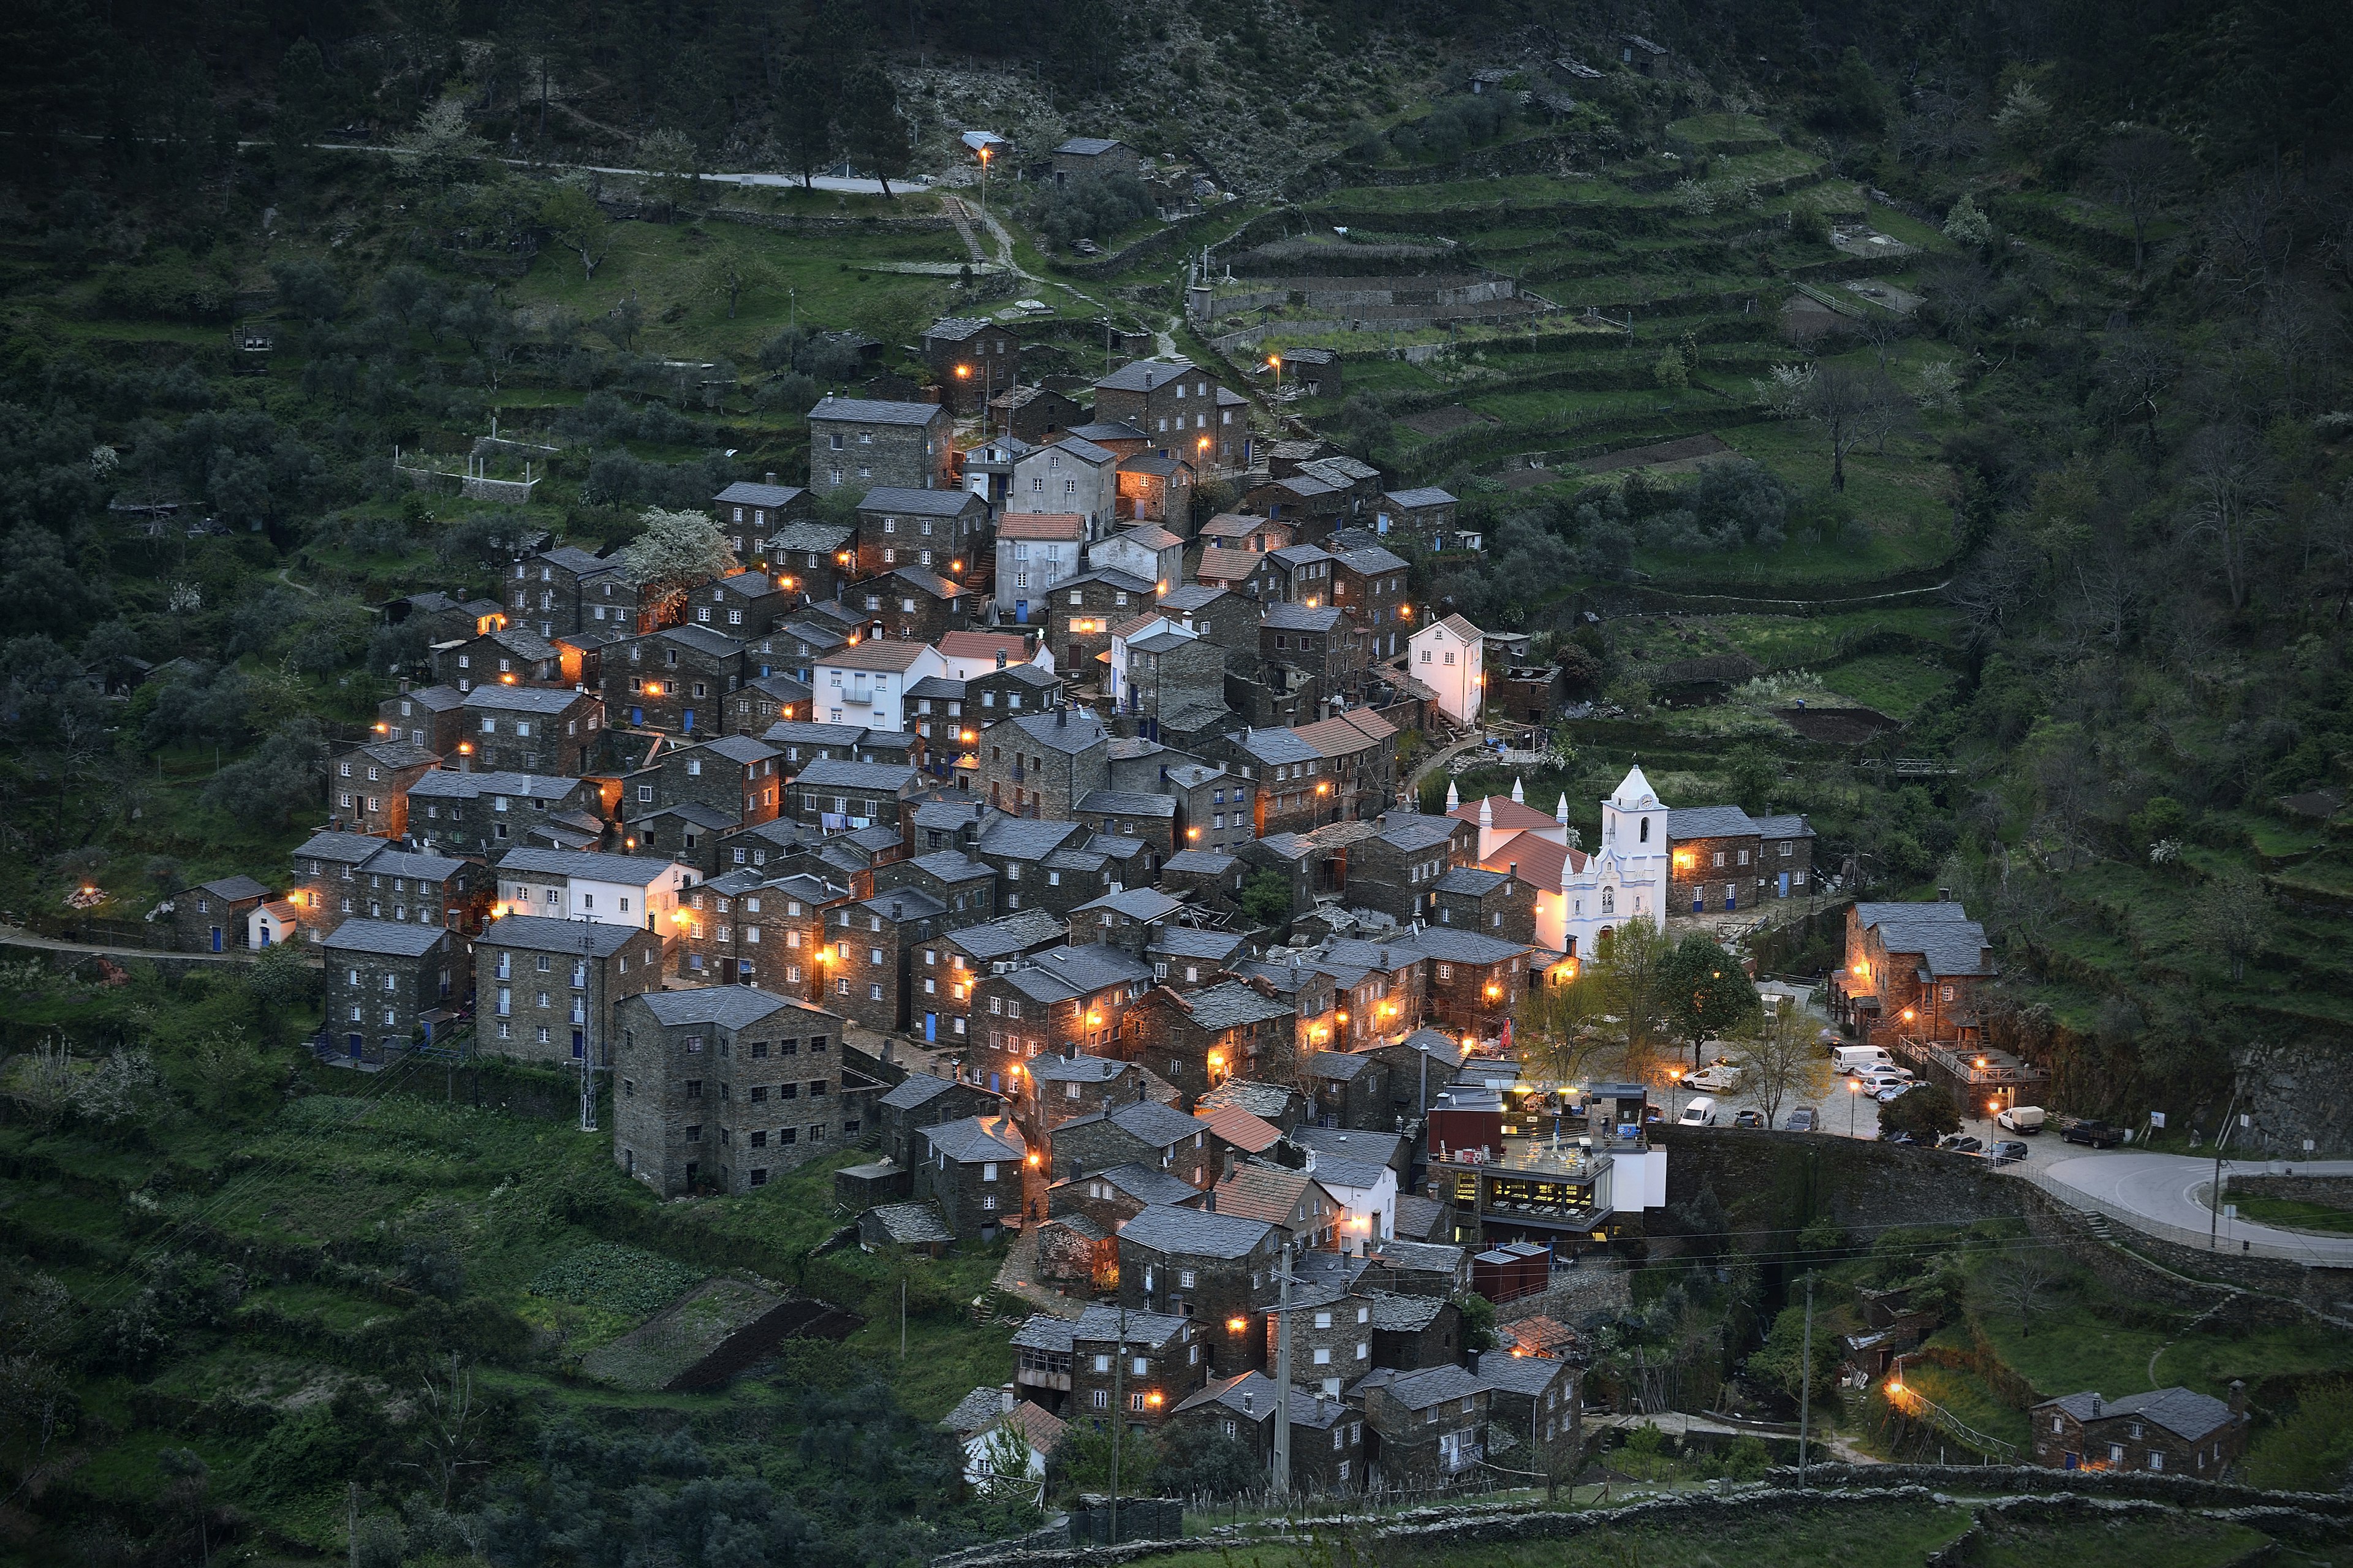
1832,1045 -> 1895,1075
1677,1096 -> 1719,1127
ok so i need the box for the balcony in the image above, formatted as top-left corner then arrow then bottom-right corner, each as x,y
1895,1036 -> 2047,1089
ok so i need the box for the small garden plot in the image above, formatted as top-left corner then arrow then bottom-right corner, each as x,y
1819,651 -> 1957,721
1971,1504 -> 2272,1568
580,1275 -> 781,1390
529,1240 -> 708,1317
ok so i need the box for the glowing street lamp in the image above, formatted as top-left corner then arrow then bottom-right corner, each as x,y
1848,1075 -> 1862,1138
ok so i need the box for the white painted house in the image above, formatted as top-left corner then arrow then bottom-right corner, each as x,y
1411,612 -> 1485,727
1302,1151 -> 1398,1256
1088,523 -> 1184,594
811,638 -> 948,732
491,848 -> 695,931
993,512 -> 1087,619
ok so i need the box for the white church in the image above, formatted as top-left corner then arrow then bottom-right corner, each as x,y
1446,764 -> 1674,964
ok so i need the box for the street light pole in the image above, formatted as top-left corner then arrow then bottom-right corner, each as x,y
1848,1076 -> 1860,1139
1797,1271 -> 1816,1487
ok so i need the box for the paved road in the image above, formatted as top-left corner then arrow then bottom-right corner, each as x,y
2033,1154 -> 2353,1265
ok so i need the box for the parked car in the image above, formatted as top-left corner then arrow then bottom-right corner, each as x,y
1786,1107 -> 1819,1132
1998,1105 -> 2047,1134
1832,1045 -> 1895,1075
2061,1118 -> 2127,1148
1878,1127 -> 1917,1145
1938,1134 -> 1985,1154
1875,1082 -> 1915,1104
1687,1061 -> 1742,1093
1734,1109 -> 1767,1129
1987,1140 -> 2029,1166
1677,1096 -> 1719,1127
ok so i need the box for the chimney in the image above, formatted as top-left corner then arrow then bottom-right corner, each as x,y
891,901 -> 903,919
1203,1189 -> 1216,1213
1058,705 -> 1068,727
1507,862 -> 1518,879
2230,1379 -> 2247,1417
1243,1390 -> 1254,1414
2090,1394 -> 2102,1418
765,471 -> 778,486
996,649 -> 1007,670
398,676 -> 411,694
1223,1149 -> 1237,1180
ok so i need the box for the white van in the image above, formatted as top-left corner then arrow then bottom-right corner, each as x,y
1832,1045 -> 1895,1075
1677,1096 -> 1719,1127
1998,1105 -> 2047,1134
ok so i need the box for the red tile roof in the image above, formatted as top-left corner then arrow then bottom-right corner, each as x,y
996,513 -> 1086,542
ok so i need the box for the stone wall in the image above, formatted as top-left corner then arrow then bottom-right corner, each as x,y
2230,1036 -> 2353,1159
1654,1126 -> 2030,1241
2226,1173 -> 2353,1208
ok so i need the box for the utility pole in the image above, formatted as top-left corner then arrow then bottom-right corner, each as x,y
1273,1241 -> 1294,1496
2208,1093 -> 2241,1251
1796,1271 -> 1816,1487
1109,1298 -> 1127,1543
900,1274 -> 907,1357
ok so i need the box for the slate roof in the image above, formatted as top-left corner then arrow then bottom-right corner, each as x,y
1063,1162 -> 1202,1208
1069,1303 -> 1190,1348
1477,1354 -> 1571,1397
1263,603 -> 1343,633
1077,790 -> 1178,820
1363,1292 -> 1450,1331
1408,927 -> 1526,964
2036,1387 -> 2238,1443
879,1072 -> 962,1111
1227,727 -> 1321,767
406,770 -> 579,803
476,914 -> 648,958
765,719 -> 871,749
1056,136 -> 1126,156
1370,1240 -> 1466,1276
1030,1052 -> 1130,1085
1161,849 -> 1240,876
1305,1154 -> 1389,1193
689,733 -> 782,765
296,829 -> 395,864
865,1202 -> 956,1245
1333,544 -> 1409,574
1059,1097 -> 1208,1151
863,887 -> 949,923
1199,1079 -> 1296,1119
1306,1050 -> 1373,1082
794,759 -> 920,792
1376,814 -> 1462,852
923,316 -> 998,344
1435,613 -> 1483,643
1377,1363 -> 1487,1411
922,1114 -> 1027,1164
768,520 -> 855,552
1212,1164 -> 1330,1227
714,480 -> 806,509
948,909 -> 1071,961
1752,814 -> 1816,839
1158,583 -> 1235,613
194,874 -> 272,901
857,486 -> 975,517
320,918 -> 449,956
1289,1126 -> 1404,1168
809,396 -> 945,426
1394,1028 -> 1466,1068
1148,926 -> 1248,961
940,1385 -> 1013,1437
1027,941 -> 1154,992
1095,357 -> 1195,392
1117,1205 -> 1275,1260
1666,805 -> 1759,839
1859,902 -> 1995,978
496,848 -> 688,885
1433,866 -> 1510,896
633,987 -> 820,1029
1066,422 -> 1146,444
998,708 -> 1110,756
1391,1192 -> 1445,1241
1179,980 -> 1292,1031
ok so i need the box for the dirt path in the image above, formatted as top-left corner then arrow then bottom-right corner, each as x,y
0,922 -> 313,964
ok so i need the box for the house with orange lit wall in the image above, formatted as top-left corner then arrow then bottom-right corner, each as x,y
1835,899 -> 1998,1050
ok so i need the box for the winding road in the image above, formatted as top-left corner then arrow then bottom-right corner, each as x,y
2031,1154 -> 2353,1265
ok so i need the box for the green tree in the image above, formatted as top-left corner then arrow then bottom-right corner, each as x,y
840,61 -> 912,197
539,183 -> 609,281
694,250 -> 776,320
1452,1289 -> 1496,1351
1515,967 -> 1607,1085
2203,865 -> 2275,981
637,129 -> 699,221
1240,870 -> 1293,926
1154,1422 -> 1260,1496
620,507 -> 737,597
1592,915 -> 1674,1075
1662,934 -> 1760,1064
1825,47 -> 1892,131
1048,1419 -> 1154,1501
1746,1299 -> 1840,1401
1879,1082 -> 1960,1140
773,55 -> 836,191
1653,346 -> 1689,391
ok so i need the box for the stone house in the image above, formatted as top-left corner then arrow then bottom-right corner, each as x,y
325,845 -> 484,933
787,758 -> 925,829
431,627 -> 564,692
1278,346 -> 1341,399
967,941 -> 1154,1089
1257,544 -> 1336,606
167,875 -> 271,954
1431,866 -> 1537,944
1365,1292 -> 1461,1371
1213,1164 -> 1343,1251
1264,1290 -> 1377,1396
1304,1051 -> 1397,1131
1162,763 -> 1257,858
1115,452 -> 1194,529
966,658 -> 1064,723
328,740 -> 442,838
1072,887 -> 1185,956
877,1071 -> 1006,1168
1120,980 -> 1298,1102
605,625 -> 748,737
1360,1363 -> 1492,1489
377,683 -> 468,756
1415,928 -> 1529,1036
1210,726 -> 1329,838
613,987 -> 858,1195
628,733 -> 784,831
809,396 -> 952,491
917,1112 -> 1028,1238
920,317 -> 1023,413
991,385 -> 1088,445
322,920 -> 466,1063
1832,898 -> 1996,1049
1244,473 -> 1351,537
1295,710 -> 1398,825
1046,1161 -> 1203,1236
1338,812 -> 1472,924
1346,1034 -> 1463,1124
476,913 -> 662,1066
1123,633 -> 1227,726
712,477 -> 813,558
1476,1352 -> 1580,1463
1329,544 -> 1412,662
402,771 -> 596,860
1074,792 -> 1178,862
1093,359 -> 1248,471
1052,1099 -> 1230,1191
1051,136 -> 1143,183
854,565 -> 968,644
1168,1374 -> 1362,1494
1302,937 -> 1430,1053
1027,1050 -> 1151,1138
461,685 -> 603,775
1043,567 -> 1154,679
994,512 -> 1089,620
854,487 -> 988,580
1022,1305 -> 1207,1430
2029,1385 -> 2248,1476
763,521 -> 857,607
825,888 -> 950,1034
1116,1206 -> 1282,1376
687,570 -> 800,641
979,705 -> 1112,820
1146,926 -> 1251,989
1376,488 -> 1462,551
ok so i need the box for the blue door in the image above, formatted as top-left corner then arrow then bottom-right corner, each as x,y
346,1033 -> 362,1059
1016,600 -> 1028,623
572,1031 -> 584,1059
210,926 -> 222,952
630,706 -> 643,725
1691,892 -> 1703,914
682,709 -> 695,732
989,1072 -> 1001,1093
1724,890 -> 1737,911
925,1012 -> 937,1043
1779,871 -> 1790,897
